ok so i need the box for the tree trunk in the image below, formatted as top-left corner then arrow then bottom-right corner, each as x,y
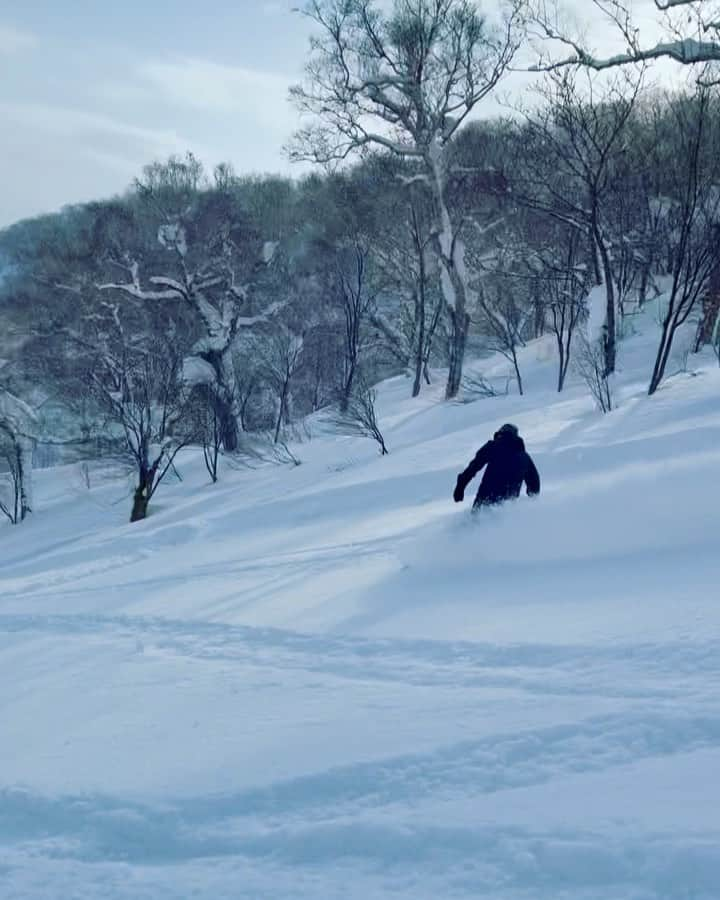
426,142 -> 472,401
412,358 -> 423,398
595,233 -> 617,377
214,393 -> 240,452
638,264 -> 650,308
648,305 -> 678,396
16,442 -> 33,521
203,445 -> 219,483
560,333 -> 574,392
696,281 -> 720,350
130,465 -> 156,522
411,215 -> 427,399
557,339 -> 566,392
340,365 -> 356,414
589,227 -> 603,287
239,380 -> 256,432
445,308 -> 470,400
274,381 -> 289,444
533,294 -> 546,339
422,300 -> 442,388
511,348 -> 523,396
412,288 -> 425,398
130,484 -> 150,522
201,349 -> 240,451
312,356 -> 323,411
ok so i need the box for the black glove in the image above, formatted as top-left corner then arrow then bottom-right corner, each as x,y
453,483 -> 464,503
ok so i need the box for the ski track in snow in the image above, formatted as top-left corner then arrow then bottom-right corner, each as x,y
1,612 -> 719,699
2,606 -> 719,898
2,317 -> 720,899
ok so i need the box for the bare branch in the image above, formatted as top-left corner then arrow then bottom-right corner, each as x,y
530,0 -> 720,73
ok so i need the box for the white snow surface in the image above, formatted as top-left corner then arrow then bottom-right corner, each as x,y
1,309 -> 719,899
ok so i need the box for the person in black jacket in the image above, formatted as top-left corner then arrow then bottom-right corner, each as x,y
453,423 -> 540,510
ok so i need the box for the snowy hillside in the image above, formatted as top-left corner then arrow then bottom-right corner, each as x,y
2,310 -> 720,900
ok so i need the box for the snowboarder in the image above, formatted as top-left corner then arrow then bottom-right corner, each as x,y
453,423 -> 540,510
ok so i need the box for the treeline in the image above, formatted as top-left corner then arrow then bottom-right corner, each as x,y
1,72 -> 720,522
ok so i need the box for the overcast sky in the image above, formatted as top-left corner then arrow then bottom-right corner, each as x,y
0,0 -> 676,228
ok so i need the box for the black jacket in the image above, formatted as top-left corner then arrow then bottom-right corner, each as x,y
454,432 -> 540,508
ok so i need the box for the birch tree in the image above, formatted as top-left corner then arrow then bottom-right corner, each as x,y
289,0 -> 527,398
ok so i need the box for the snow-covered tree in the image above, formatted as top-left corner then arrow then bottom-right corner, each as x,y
97,157 -> 281,452
289,0 -> 527,398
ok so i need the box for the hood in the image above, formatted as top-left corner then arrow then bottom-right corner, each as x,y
493,430 -> 525,452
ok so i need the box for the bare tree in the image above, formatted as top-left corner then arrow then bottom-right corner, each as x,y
289,0 -> 527,398
87,335 -> 195,522
474,278 -> 528,395
529,229 -> 589,391
335,241 -> 377,412
511,67 -> 643,376
296,325 -> 340,413
648,89 -> 720,394
186,384 -> 223,483
602,98 -> 681,318
254,327 -> 306,443
0,445 -> 23,524
371,191 -> 443,396
0,388 -> 37,523
202,404 -> 222,484
575,334 -> 613,413
335,380 -> 388,454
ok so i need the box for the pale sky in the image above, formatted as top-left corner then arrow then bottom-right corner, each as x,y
0,0 -> 676,228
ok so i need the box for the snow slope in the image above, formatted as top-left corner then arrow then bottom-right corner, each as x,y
1,311 -> 719,899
